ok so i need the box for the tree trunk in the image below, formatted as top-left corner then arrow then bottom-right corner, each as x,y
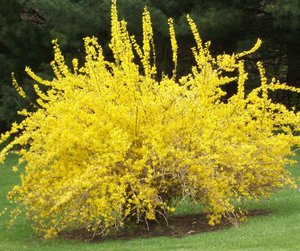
286,43 -> 300,88
282,42 -> 300,108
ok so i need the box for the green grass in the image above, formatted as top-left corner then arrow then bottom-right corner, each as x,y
1,154 -> 299,251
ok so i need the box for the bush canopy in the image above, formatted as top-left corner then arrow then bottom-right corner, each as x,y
1,0 -> 300,239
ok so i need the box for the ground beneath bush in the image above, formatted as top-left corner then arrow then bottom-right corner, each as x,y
61,209 -> 269,241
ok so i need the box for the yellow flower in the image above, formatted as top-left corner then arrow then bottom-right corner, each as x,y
1,0 -> 300,239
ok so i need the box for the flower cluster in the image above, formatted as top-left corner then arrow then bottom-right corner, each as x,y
1,0 -> 300,238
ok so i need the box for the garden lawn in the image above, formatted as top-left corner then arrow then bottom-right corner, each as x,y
0,153 -> 299,251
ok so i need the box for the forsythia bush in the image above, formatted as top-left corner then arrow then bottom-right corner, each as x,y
1,1 -> 300,238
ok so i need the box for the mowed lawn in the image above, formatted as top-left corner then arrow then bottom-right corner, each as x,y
0,153 -> 299,251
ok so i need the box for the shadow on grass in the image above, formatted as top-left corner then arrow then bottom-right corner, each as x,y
61,209 -> 270,242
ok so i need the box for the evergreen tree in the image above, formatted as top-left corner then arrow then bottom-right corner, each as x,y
0,0 -> 52,131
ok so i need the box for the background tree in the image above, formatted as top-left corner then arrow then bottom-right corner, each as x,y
0,0 -> 51,131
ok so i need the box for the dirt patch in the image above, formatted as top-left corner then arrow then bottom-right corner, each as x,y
61,209 -> 270,241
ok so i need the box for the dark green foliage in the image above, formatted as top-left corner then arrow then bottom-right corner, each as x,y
0,0 -> 51,131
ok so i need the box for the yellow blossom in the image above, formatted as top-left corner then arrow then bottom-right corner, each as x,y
1,0 -> 300,239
